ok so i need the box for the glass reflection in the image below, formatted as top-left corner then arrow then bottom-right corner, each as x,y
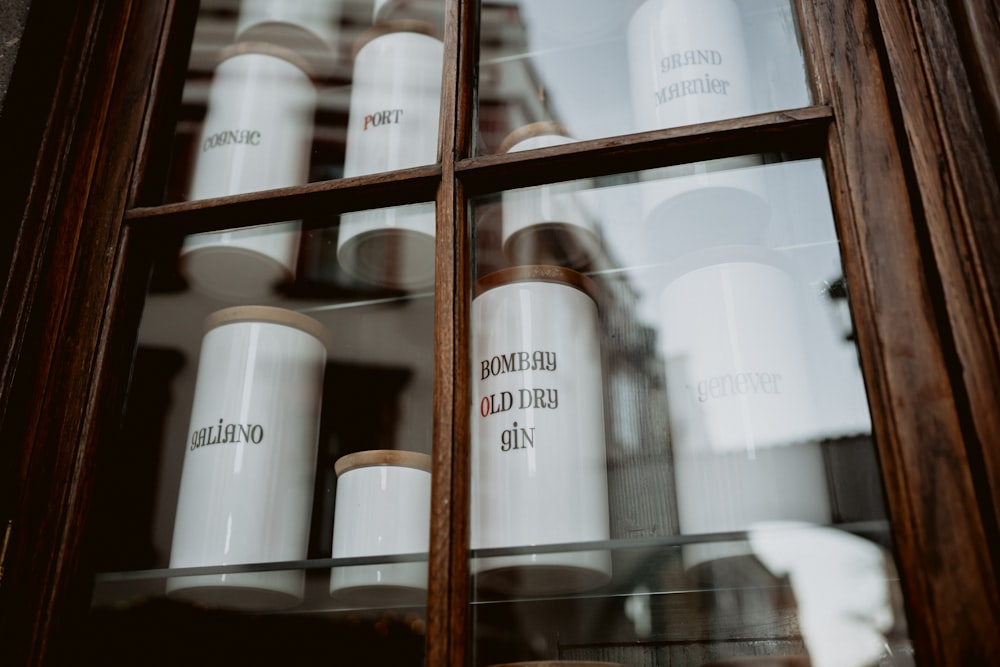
166,0 -> 446,204
86,205 -> 436,663
470,159 -> 910,666
478,0 -> 810,154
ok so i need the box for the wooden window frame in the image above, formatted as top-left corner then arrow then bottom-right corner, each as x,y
1,0 -> 997,665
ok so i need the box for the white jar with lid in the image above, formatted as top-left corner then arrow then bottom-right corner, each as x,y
181,44 -> 317,302
236,0 -> 341,56
336,22 -> 443,290
373,0 -> 445,34
329,449 -> 432,606
627,0 -> 769,259
167,305 -> 329,610
471,266 -> 612,596
657,246 -> 831,568
499,122 -> 603,270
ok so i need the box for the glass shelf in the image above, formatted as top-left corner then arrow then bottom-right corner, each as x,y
91,520 -> 893,608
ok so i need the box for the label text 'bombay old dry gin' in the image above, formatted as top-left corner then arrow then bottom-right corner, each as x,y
471,266 -> 612,596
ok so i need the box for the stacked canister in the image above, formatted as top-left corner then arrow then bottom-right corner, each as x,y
168,1 -> 341,609
168,1 -> 437,612
624,0 -> 832,570
471,266 -> 613,595
335,4 -> 444,290
180,1 -> 341,302
626,0 -> 770,260
498,122 -> 603,271
167,306 -> 330,608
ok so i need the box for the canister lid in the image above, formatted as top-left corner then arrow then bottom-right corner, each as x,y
373,0 -> 445,33
474,265 -> 600,305
700,657 -> 810,667
660,244 -> 795,286
335,449 -> 433,476
235,0 -> 339,57
488,662 -> 625,667
216,41 -> 314,79
203,305 -> 332,350
499,121 -> 572,154
352,20 -> 441,59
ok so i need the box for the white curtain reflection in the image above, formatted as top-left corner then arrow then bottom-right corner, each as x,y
749,522 -> 896,667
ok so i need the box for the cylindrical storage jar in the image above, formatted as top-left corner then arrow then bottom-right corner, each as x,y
488,663 -> 626,667
471,266 -> 612,595
656,246 -> 831,568
236,0 -> 340,58
627,0 -> 756,130
373,0 -> 445,34
167,306 -> 329,610
626,0 -> 769,259
336,22 -> 442,290
181,43 -> 317,302
500,122 -> 603,270
329,450 -> 432,606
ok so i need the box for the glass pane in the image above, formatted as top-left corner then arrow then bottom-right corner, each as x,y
469,159 -> 915,667
163,0 -> 446,204
477,0 -> 810,155
84,204 -> 436,664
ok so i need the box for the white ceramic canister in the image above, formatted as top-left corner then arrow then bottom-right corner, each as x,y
656,246 -> 831,567
626,0 -> 769,258
336,22 -> 443,290
236,0 -> 340,57
329,450 -> 432,606
167,306 -> 330,610
471,266 -> 612,596
373,0 -> 445,34
627,0 -> 756,130
488,663 -> 626,667
181,43 -> 317,303
499,122 -> 603,270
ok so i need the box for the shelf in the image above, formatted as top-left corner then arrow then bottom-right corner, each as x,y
91,520 -> 892,608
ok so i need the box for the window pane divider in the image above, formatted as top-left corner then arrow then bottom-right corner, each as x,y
123,164 -> 443,236
457,105 -> 832,195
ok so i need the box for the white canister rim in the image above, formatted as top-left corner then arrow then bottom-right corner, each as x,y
474,265 -> 600,307
216,41 -> 314,79
334,449 -> 433,476
488,662 -> 626,667
373,0 -> 445,31
660,244 -> 797,286
203,305 -> 332,351
351,20 -> 441,60
498,121 -> 572,154
699,657 -> 811,667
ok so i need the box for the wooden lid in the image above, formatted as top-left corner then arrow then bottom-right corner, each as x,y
474,265 -> 599,305
661,244 -> 793,286
489,662 -> 625,667
499,121 -> 572,154
352,20 -> 441,59
700,657 -> 810,667
335,449 -> 432,476
204,305 -> 332,350
217,41 -> 314,78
